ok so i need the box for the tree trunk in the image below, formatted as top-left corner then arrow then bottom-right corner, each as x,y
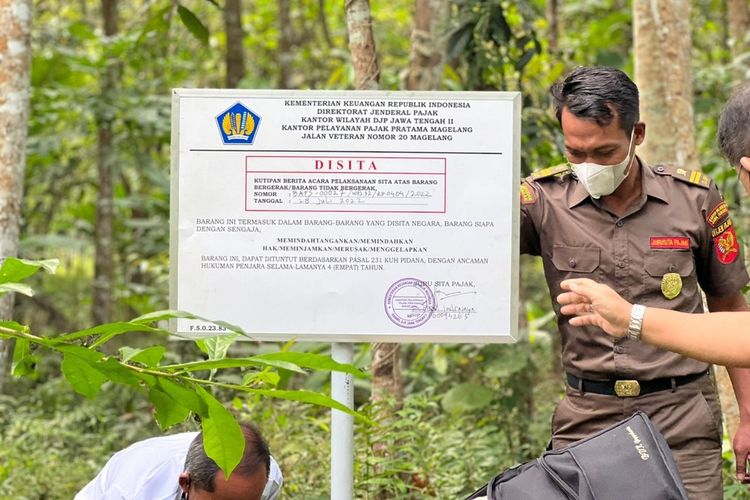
0,0 -> 32,389
93,0 -> 119,325
344,0 -> 392,407
318,0 -> 333,48
278,0 -> 294,89
727,0 -> 750,83
405,0 -> 448,90
633,0 -> 698,170
343,1 -> 394,494
345,0 -> 380,90
224,0 -> 245,88
344,0 -> 389,406
547,0 -> 559,54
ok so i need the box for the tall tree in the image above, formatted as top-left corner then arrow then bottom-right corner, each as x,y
345,13 -> 398,399
547,0 -> 560,55
93,0 -> 119,325
278,0 -> 294,88
344,0 -> 393,405
727,0 -> 749,83
343,1 -> 398,494
405,0 -> 448,90
633,0 -> 698,170
224,0 -> 246,88
345,0 -> 379,90
0,0 -> 32,387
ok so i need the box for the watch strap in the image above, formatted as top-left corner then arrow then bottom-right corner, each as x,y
628,304 -> 646,341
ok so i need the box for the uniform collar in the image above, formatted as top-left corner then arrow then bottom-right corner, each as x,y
568,156 -> 669,209
640,160 -> 669,203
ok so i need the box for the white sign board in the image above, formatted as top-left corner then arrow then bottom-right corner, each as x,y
170,90 -> 520,343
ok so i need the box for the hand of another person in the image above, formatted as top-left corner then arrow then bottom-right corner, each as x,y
557,278 -> 632,337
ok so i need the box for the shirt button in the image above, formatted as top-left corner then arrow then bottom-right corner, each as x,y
568,259 -> 577,268
616,261 -> 625,268
616,220 -> 624,228
668,264 -> 676,272
656,166 -> 665,173
614,345 -> 624,354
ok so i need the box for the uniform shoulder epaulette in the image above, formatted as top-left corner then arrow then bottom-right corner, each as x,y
529,163 -> 571,181
654,165 -> 711,188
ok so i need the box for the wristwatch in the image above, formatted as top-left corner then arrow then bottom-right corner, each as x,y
628,304 -> 646,341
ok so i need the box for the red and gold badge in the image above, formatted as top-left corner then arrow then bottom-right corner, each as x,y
714,226 -> 740,264
706,201 -> 729,227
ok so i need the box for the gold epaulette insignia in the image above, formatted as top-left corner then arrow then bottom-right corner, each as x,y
530,163 -> 571,181
520,183 -> 537,205
671,168 -> 711,188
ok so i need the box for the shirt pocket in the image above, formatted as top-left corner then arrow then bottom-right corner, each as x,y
644,251 -> 694,277
552,246 -> 601,274
643,251 -> 697,298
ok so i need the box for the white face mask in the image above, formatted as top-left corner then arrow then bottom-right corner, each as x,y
570,130 -> 635,199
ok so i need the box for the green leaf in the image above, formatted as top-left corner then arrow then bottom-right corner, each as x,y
157,378 -> 208,417
211,320 -> 247,334
149,388 -> 190,430
11,339 -> 36,377
120,345 -> 166,368
177,6 -> 209,46
197,386 -> 244,477
203,334 -> 239,380
0,257 -> 58,285
61,351 -> 108,399
204,334 -> 238,361
251,388 -> 371,424
57,344 -> 105,363
432,345 -> 448,376
95,358 -> 142,387
254,352 -> 368,379
130,309 -> 198,324
0,283 -> 35,296
441,383 -> 494,413
242,371 -> 280,387
131,310 -> 246,336
195,339 -> 209,355
68,21 -> 96,40
161,357 -> 306,374
483,347 -> 531,378
58,321 -> 165,342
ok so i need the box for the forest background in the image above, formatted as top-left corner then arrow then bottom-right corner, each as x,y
1,0 -> 750,498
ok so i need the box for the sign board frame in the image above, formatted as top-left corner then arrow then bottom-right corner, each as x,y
170,89 -> 521,343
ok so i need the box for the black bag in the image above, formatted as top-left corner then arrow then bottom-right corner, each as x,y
465,411 -> 689,500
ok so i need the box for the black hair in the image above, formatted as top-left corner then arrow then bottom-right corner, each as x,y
718,82 -> 750,166
184,423 -> 271,492
550,66 -> 640,135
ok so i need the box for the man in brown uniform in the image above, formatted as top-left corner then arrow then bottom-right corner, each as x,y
520,66 -> 750,499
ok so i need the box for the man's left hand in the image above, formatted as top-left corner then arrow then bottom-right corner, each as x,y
734,419 -> 750,484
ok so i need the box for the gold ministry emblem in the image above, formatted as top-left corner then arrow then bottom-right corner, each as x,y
661,273 -> 682,300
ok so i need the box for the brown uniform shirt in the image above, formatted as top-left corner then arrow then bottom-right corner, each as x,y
520,159 -> 750,380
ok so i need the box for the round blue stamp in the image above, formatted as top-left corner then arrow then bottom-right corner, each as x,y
384,278 -> 436,328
